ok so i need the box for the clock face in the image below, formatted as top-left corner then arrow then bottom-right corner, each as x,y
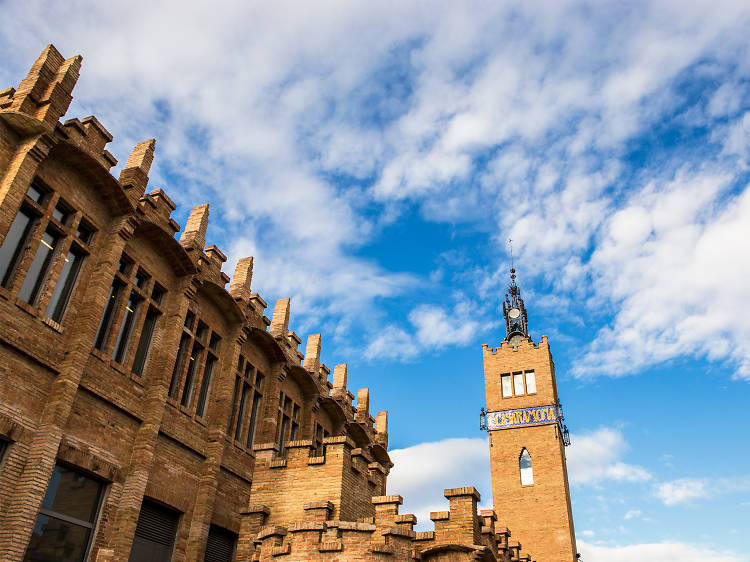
508,333 -> 524,347
508,307 -> 521,319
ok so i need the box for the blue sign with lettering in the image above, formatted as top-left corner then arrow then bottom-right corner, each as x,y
486,405 -> 559,430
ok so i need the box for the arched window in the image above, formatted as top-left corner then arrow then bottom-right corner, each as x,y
520,448 -> 533,485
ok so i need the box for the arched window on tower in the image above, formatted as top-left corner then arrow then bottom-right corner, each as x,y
520,448 -> 533,485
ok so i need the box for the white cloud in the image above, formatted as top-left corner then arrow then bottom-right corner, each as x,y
624,509 -> 642,520
578,173 -> 750,379
578,540 -> 747,562
654,476 -> 750,506
365,297 -> 487,360
655,478 -> 710,506
2,0 -> 750,378
566,428 -> 651,486
387,437 -> 491,529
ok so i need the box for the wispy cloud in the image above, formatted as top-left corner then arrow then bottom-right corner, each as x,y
566,428 -> 652,486
654,476 -> 750,506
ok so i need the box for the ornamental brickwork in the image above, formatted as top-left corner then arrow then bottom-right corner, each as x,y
0,45 -> 553,562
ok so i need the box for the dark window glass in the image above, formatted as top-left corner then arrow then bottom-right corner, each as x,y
278,413 -> 289,454
112,291 -> 142,363
94,280 -> 124,350
52,200 -> 72,224
246,392 -> 262,448
26,182 -> 48,204
18,229 -> 60,304
255,372 -> 264,391
234,383 -> 250,441
117,255 -> 133,275
227,376 -> 241,434
24,464 -> 103,562
45,247 -> 84,322
209,332 -> 221,352
40,465 -> 101,522
184,310 -> 195,331
0,208 -> 34,287
132,306 -> 159,377
195,321 -> 208,341
196,354 -> 217,417
25,514 -> 92,562
151,283 -> 165,305
168,333 -> 191,398
75,219 -> 94,245
180,343 -> 203,407
134,268 -> 149,289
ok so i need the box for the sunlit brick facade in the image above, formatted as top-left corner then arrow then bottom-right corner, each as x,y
0,45 -> 574,562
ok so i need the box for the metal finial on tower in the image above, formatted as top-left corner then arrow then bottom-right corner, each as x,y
502,237 -> 528,343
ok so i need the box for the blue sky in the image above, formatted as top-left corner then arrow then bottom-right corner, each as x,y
2,1 -> 750,560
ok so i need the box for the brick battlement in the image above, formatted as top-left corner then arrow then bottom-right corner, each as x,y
482,335 -> 549,355
241,487 -> 531,561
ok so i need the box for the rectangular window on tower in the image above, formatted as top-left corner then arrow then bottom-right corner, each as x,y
501,374 -> 512,398
513,372 -> 524,396
525,370 -> 536,394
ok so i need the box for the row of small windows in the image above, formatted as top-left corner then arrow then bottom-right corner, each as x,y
19,462 -> 237,562
0,181 -> 95,323
501,370 -> 536,398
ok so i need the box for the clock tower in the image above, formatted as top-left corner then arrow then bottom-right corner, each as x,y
482,268 -> 577,562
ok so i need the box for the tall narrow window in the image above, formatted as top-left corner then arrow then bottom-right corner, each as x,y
131,306 -> 159,377
0,208 -> 35,287
520,448 -> 533,486
24,464 -> 104,562
17,229 -> 60,304
112,291 -> 142,363
45,247 -> 84,322
513,372 -> 524,396
245,372 -> 264,448
168,333 -> 191,398
313,423 -> 330,457
94,280 -> 124,350
501,374 -> 512,398
180,342 -> 204,408
229,356 -> 264,448
168,310 -> 220,417
195,355 -> 216,417
525,371 -> 536,394
98,255 -> 164,370
276,393 -> 301,457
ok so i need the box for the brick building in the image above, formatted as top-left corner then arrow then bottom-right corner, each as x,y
0,46 -> 576,562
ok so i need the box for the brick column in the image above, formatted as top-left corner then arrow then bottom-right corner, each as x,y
0,218 -> 131,561
106,279 -> 195,562
183,327 -> 244,562
0,133 -> 53,244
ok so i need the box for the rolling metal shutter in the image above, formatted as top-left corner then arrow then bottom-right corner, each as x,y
204,524 -> 237,562
129,500 -> 179,562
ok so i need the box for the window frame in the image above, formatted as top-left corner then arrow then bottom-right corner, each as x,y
519,448 -> 534,486
0,180 -> 96,324
167,308 -> 221,420
25,462 -> 105,562
227,355 -> 264,450
94,253 -> 165,380
276,392 -> 301,457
